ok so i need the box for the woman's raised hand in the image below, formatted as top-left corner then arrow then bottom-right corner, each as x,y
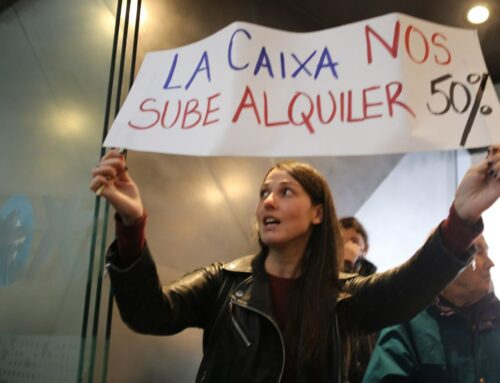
454,145 -> 500,225
90,150 -> 144,225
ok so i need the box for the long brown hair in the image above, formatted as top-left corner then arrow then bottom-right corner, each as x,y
258,161 -> 343,379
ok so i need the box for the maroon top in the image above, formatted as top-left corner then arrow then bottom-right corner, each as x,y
268,273 -> 297,383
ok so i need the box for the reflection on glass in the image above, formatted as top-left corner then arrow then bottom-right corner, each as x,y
0,196 -> 33,287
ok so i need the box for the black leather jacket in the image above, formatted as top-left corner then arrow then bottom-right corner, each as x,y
107,230 -> 474,383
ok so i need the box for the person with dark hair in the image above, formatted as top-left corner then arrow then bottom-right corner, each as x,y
340,216 -> 377,276
90,146 -> 500,383
363,234 -> 499,383
339,216 -> 377,382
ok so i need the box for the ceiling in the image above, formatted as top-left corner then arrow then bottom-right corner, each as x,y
279,0 -> 499,82
1,0 -> 497,81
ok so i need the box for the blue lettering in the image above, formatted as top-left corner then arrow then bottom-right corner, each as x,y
228,28 -> 251,71
280,52 -> 286,79
185,51 -> 211,90
291,51 -> 317,78
314,47 -> 339,79
254,47 -> 274,78
163,53 -> 182,90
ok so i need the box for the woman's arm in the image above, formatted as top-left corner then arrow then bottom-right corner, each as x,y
91,150 -> 222,334
107,241 -> 224,335
340,223 -> 475,333
340,148 -> 500,333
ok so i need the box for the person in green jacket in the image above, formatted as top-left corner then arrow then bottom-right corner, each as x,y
363,234 -> 499,383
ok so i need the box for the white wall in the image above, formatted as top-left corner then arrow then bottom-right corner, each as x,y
356,150 -> 459,272
472,149 -> 500,292
357,149 -> 500,291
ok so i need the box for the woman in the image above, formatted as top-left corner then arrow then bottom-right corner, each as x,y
90,147 -> 500,383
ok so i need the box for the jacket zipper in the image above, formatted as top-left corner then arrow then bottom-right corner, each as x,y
230,314 -> 252,347
232,299 -> 285,383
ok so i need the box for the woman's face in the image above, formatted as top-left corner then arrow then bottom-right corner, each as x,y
256,168 -> 323,251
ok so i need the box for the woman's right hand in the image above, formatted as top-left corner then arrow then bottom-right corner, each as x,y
90,149 -> 144,225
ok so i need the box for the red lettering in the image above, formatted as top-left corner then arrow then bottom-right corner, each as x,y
128,98 -> 160,129
340,92 -> 345,122
431,33 -> 452,65
347,90 -> 364,122
316,92 -> 336,124
232,86 -> 261,124
405,25 -> 430,64
385,82 -> 416,118
264,91 -> 289,127
365,21 -> 401,64
367,21 -> 452,66
288,92 -> 315,134
203,92 -> 221,126
182,99 -> 202,129
161,100 -> 181,129
362,86 -> 383,120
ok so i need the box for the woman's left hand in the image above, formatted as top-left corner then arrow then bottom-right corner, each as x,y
454,145 -> 500,224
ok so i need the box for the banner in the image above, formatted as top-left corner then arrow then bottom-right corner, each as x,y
104,13 -> 500,156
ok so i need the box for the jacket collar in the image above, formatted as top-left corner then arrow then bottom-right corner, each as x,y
434,292 -> 500,331
223,253 -> 275,318
223,254 -> 358,279
223,253 -> 349,314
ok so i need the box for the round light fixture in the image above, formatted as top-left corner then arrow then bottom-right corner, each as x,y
467,5 -> 490,24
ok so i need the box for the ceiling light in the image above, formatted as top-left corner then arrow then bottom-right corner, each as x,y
467,5 -> 490,24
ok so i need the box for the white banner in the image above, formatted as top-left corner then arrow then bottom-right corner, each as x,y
104,13 -> 500,156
